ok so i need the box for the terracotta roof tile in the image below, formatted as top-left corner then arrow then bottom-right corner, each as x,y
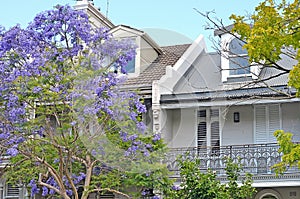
124,44 -> 191,86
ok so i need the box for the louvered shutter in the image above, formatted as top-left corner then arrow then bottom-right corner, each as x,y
5,184 -> 19,199
211,121 -> 220,147
210,109 -> 220,148
197,110 -> 207,147
268,104 -> 280,143
255,104 -> 281,144
197,109 -> 220,148
198,122 -> 207,147
255,105 -> 267,143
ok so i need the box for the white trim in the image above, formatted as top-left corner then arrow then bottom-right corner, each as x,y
254,188 -> 282,199
158,34 -> 206,95
194,108 -> 198,148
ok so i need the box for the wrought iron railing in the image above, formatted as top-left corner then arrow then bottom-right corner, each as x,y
165,143 -> 300,178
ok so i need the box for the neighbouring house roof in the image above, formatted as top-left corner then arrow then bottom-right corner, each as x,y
123,44 -> 191,88
110,25 -> 163,54
213,24 -> 235,36
74,0 -> 115,29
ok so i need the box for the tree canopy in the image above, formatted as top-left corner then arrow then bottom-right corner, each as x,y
229,0 -> 300,176
230,0 -> 300,95
168,155 -> 255,199
0,5 -> 171,199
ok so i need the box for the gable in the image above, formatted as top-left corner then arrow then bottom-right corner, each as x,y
173,52 -> 221,93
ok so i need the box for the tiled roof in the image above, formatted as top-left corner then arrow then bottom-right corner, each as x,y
124,44 -> 191,86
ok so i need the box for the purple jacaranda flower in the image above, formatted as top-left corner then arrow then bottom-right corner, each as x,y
143,151 -> 150,157
128,134 -> 138,141
137,122 -> 146,133
172,185 -> 180,191
33,86 -> 42,93
42,186 -> 48,196
6,147 -> 18,156
153,133 -> 161,142
28,179 -> 39,197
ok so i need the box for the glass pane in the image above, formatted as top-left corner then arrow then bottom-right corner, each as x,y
229,38 -> 247,55
229,56 -> 250,75
124,57 -> 135,73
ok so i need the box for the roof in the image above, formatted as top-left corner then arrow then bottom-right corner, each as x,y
110,25 -> 163,54
74,0 -> 114,29
214,24 -> 235,36
123,44 -> 191,87
161,85 -> 296,104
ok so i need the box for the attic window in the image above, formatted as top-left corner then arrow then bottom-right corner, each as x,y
124,55 -> 136,73
228,38 -> 250,75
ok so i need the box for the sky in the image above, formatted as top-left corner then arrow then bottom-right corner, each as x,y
0,0 -> 263,51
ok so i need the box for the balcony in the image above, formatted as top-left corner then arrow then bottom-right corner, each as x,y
166,143 -> 300,186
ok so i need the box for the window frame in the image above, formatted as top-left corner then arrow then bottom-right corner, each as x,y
227,37 -> 250,76
220,34 -> 261,82
197,108 -> 220,150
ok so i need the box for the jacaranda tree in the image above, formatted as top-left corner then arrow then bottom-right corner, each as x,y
0,5 -> 171,199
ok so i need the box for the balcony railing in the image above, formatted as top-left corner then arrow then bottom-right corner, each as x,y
165,143 -> 300,180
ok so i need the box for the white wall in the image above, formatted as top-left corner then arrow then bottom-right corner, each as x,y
161,109 -> 173,145
282,102 -> 300,141
174,52 -> 222,94
162,108 -> 197,148
139,37 -> 158,73
221,105 -> 254,145
162,102 -> 300,148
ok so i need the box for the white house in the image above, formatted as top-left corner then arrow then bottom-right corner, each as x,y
150,27 -> 300,199
110,18 -> 300,197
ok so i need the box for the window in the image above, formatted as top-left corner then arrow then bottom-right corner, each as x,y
197,109 -> 220,152
254,104 -> 281,144
228,38 -> 250,75
124,55 -> 136,73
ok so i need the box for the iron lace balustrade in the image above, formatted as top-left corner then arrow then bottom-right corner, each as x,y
166,143 -> 300,178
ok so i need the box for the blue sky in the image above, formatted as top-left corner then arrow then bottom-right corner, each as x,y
0,0 -> 263,51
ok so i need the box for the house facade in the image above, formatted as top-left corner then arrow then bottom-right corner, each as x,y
152,29 -> 300,198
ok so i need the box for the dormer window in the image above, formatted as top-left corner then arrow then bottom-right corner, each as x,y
218,31 -> 258,82
124,54 -> 136,73
228,38 -> 250,75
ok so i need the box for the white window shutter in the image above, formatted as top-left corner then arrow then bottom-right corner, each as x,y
268,104 -> 280,143
254,104 -> 281,144
197,109 -> 220,148
5,184 -> 20,199
211,121 -> 220,147
255,105 -> 267,143
197,122 -> 207,147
